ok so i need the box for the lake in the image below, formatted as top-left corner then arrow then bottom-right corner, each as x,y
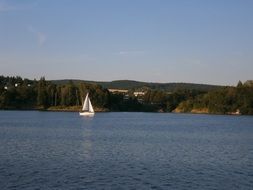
0,111 -> 253,190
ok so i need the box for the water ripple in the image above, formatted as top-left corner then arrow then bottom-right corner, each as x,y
0,111 -> 253,190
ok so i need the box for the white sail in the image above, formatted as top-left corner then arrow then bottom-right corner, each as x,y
82,93 -> 89,111
88,99 -> 94,113
80,93 -> 95,116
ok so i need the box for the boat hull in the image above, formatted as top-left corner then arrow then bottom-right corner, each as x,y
79,112 -> 95,117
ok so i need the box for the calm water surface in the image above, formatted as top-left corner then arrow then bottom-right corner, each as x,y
0,111 -> 253,190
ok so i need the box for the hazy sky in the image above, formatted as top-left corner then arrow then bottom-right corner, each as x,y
1,0 -> 253,85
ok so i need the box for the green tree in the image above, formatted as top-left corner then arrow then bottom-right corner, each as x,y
37,77 -> 48,108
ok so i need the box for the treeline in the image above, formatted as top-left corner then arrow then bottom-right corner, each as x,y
1,76 -> 253,115
176,81 -> 253,115
0,76 -> 110,110
0,76 -> 146,111
0,76 -> 209,112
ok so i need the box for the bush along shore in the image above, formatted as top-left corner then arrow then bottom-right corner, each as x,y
0,76 -> 253,115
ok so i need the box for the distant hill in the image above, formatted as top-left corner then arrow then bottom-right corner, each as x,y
51,79 -> 223,92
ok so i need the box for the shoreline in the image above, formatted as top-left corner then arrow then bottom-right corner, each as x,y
0,108 -> 248,116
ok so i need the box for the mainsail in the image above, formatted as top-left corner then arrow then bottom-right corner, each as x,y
82,93 -> 89,111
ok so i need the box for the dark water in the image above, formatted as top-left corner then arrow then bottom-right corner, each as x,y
0,111 -> 253,190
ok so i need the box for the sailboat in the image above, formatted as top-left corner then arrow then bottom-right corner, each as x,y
79,93 -> 95,116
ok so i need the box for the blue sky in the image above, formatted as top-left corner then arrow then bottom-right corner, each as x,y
0,0 -> 253,85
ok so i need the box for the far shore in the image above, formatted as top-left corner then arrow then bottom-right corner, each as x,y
46,106 -> 109,112
0,107 -> 246,116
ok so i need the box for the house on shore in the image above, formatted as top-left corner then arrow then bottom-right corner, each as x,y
108,89 -> 128,94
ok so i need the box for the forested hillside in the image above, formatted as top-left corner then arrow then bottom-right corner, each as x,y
1,76 -> 252,115
51,79 -> 222,91
0,76 -> 110,110
175,81 -> 253,115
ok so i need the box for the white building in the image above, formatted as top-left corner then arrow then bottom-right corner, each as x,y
108,89 -> 128,94
133,91 -> 145,97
